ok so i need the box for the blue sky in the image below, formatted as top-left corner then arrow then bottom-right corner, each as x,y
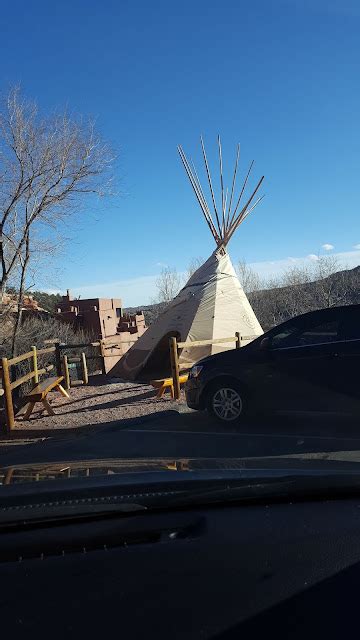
1,0 -> 359,305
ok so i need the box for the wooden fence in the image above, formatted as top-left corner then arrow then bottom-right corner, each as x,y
168,332 -> 258,399
46,337 -> 138,375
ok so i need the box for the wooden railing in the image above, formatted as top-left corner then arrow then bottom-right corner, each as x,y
169,332 -> 258,400
44,340 -> 104,373
62,353 -> 89,390
45,337 -> 138,375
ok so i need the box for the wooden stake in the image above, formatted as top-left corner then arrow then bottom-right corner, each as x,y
62,355 -> 71,390
169,337 -> 181,400
81,352 -> 89,384
31,345 -> 38,387
1,357 -> 15,431
235,332 -> 241,349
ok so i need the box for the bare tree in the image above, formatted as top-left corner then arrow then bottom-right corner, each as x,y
0,87 -> 114,355
311,255 -> 345,308
186,256 -> 204,280
247,255 -> 359,330
154,266 -> 182,305
281,263 -> 312,287
236,259 -> 262,293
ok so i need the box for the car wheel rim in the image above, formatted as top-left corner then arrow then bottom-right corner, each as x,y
212,387 -> 242,421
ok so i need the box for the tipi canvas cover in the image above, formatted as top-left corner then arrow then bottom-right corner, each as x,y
112,246 -> 263,380
112,136 -> 264,381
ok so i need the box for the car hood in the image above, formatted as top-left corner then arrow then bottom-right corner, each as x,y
197,344 -> 254,368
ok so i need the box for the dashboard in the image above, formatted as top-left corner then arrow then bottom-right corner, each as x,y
1,497 -> 360,638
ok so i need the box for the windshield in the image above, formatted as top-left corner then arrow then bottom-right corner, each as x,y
0,1 -> 360,514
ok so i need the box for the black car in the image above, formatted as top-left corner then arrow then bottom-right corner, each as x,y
186,304 -> 360,423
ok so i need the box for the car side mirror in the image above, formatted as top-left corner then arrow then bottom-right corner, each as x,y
259,336 -> 271,351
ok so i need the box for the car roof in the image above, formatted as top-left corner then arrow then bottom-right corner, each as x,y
286,304 -> 359,321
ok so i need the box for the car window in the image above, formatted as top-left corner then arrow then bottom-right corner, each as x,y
270,325 -> 299,348
271,319 -> 341,349
294,320 -> 340,346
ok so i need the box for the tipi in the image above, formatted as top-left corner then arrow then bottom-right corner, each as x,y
112,137 -> 264,381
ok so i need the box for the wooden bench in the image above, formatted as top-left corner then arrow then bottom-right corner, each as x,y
23,376 -> 70,420
150,374 -> 189,399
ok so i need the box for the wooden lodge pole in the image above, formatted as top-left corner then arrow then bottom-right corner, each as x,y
169,337 -> 181,400
1,357 -> 15,431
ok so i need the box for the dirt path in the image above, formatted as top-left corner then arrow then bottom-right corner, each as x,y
4,376 -> 187,439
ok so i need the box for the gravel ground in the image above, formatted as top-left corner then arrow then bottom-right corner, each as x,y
3,376 -> 188,439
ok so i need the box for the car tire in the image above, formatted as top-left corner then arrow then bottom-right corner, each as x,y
206,379 -> 247,424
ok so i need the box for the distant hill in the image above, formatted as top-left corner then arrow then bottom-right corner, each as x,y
249,265 -> 360,330
125,301 -> 166,326
31,291 -> 62,313
126,266 -> 360,330
2,288 -> 62,313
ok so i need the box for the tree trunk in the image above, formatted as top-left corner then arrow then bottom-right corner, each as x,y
11,233 -> 30,358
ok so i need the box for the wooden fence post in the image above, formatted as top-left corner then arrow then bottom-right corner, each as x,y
62,355 -> 71,390
31,345 -> 39,387
169,337 -> 181,400
81,352 -> 89,385
235,332 -> 241,349
55,342 -> 62,376
1,357 -> 15,432
100,340 -> 106,375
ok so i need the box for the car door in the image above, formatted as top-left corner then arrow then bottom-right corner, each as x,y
334,306 -> 360,413
264,310 -> 345,412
